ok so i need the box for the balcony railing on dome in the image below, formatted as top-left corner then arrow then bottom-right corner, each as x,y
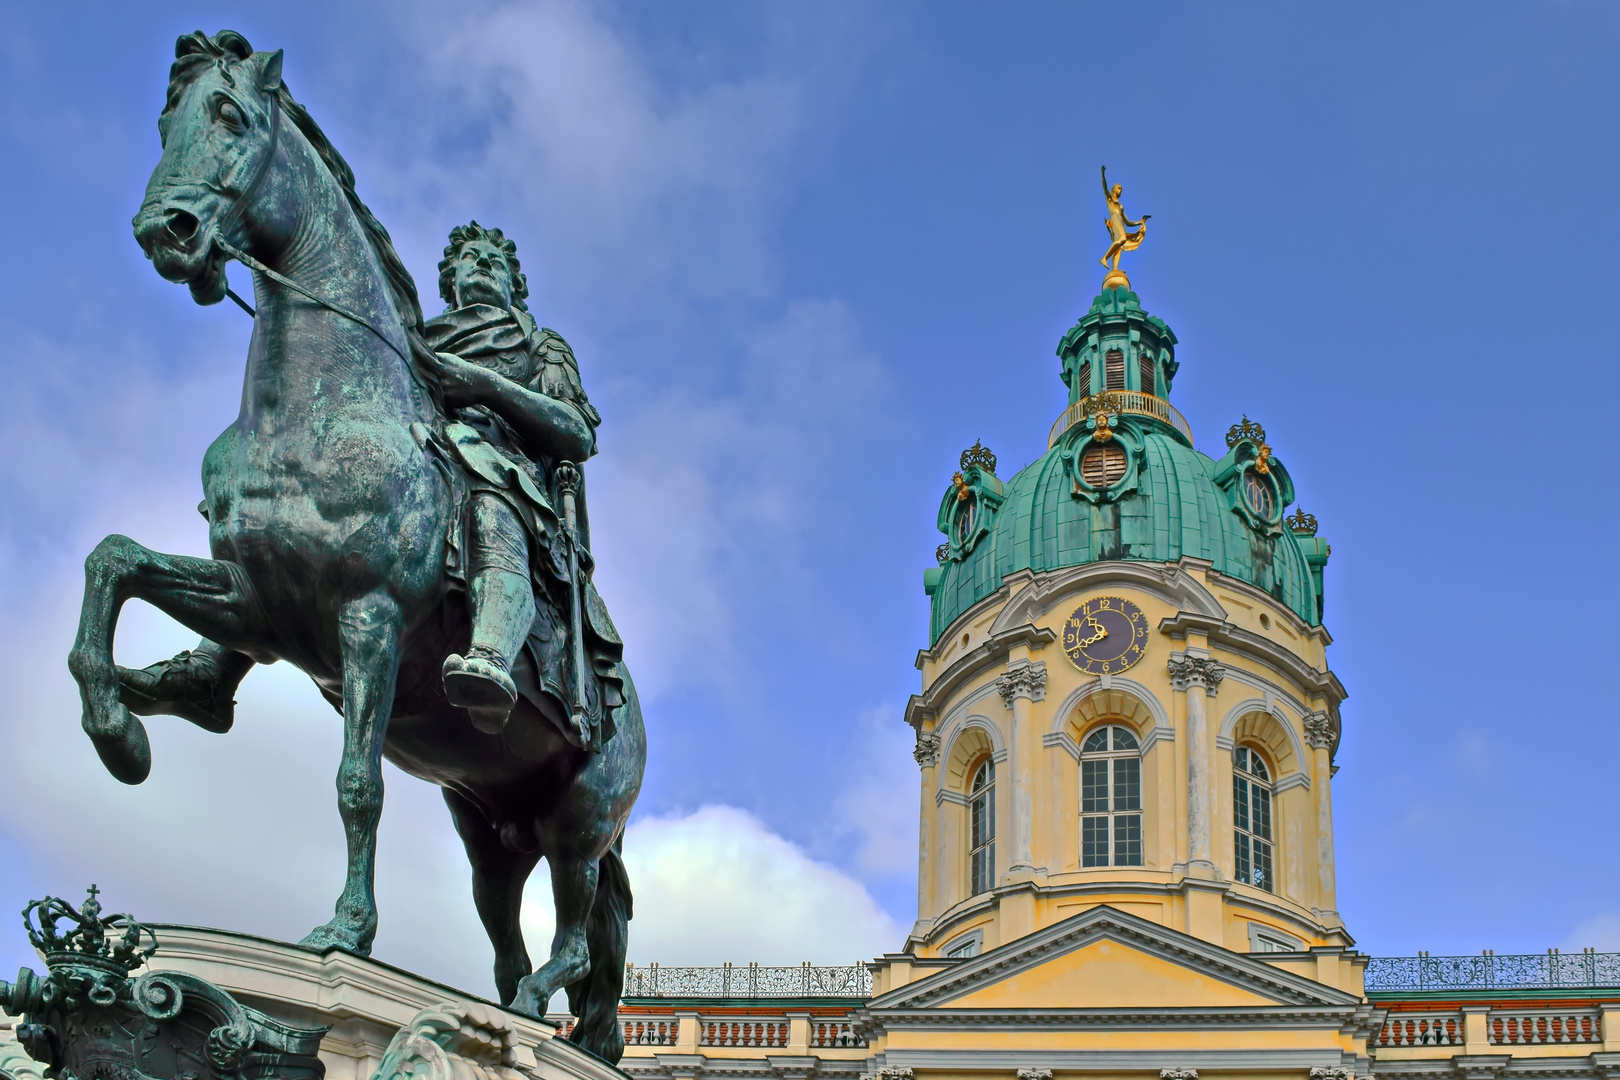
1048,390 -> 1194,448
622,962 -> 872,999
1364,951 -> 1620,992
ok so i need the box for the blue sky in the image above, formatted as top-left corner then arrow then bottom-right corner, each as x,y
2,1 -> 1618,992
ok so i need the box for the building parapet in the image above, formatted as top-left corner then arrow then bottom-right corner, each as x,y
1366,952 -> 1620,994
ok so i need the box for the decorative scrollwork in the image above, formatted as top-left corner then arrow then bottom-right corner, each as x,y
913,731 -> 940,769
1167,654 -> 1225,695
1302,711 -> 1334,750
959,440 -> 996,475
934,543 -> 949,564
994,659 -> 1047,707
131,973 -> 184,1022
1161,1070 -> 1198,1080
1018,1070 -> 1053,1080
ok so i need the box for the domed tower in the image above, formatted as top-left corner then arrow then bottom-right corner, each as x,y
903,201 -> 1349,968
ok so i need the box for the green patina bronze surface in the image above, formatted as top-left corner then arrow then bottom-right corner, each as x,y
64,30 -> 642,1063
0,888 -> 329,1080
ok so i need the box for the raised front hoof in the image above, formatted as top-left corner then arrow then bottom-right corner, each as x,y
117,654 -> 236,733
298,919 -> 375,957
87,707 -> 152,785
443,653 -> 516,734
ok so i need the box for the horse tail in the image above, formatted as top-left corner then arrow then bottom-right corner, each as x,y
565,831 -> 632,1064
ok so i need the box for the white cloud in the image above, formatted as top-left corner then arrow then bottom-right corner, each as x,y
1563,913 -> 1620,953
602,805 -> 903,965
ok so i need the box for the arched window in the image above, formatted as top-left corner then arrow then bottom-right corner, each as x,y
1233,746 -> 1274,891
955,496 -> 977,546
1080,725 -> 1142,867
969,759 -> 995,895
1104,348 -> 1126,389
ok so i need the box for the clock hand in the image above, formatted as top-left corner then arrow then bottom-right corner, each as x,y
1076,615 -> 1110,647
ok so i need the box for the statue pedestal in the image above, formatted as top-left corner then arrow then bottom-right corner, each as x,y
0,924 -> 623,1080
138,926 -> 621,1080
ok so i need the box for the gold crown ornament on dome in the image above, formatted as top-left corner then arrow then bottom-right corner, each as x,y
1286,508 -> 1319,535
959,440 -> 997,475
1225,416 -> 1267,448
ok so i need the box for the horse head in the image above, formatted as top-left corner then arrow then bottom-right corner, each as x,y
133,31 -> 284,306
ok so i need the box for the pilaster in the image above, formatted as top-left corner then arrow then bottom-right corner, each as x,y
1303,709 -> 1339,914
1168,650 -> 1224,879
996,658 -> 1047,875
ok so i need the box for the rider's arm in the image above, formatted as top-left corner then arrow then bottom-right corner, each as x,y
436,353 -> 595,461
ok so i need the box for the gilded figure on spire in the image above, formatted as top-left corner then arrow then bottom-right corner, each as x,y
1099,165 -> 1150,289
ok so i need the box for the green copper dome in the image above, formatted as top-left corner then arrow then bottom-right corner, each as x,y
924,287 -> 1329,645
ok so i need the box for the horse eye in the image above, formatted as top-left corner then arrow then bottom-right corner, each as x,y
217,100 -> 243,128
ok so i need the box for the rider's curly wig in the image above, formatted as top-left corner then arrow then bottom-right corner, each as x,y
437,222 -> 530,312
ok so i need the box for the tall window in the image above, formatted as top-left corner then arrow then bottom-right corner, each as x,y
969,760 -> 996,895
1233,746 -> 1274,891
1076,359 -> 1092,397
1138,351 -> 1156,395
1104,349 -> 1126,389
1080,725 -> 1142,867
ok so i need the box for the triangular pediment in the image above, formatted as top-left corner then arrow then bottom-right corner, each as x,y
873,905 -> 1360,1011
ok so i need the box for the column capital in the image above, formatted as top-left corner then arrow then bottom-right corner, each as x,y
1168,652 -> 1225,695
1303,710 -> 1334,749
995,658 -> 1047,707
1160,1070 -> 1198,1080
913,731 -> 941,768
1018,1071 -> 1053,1080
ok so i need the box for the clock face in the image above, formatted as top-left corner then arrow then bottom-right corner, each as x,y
1061,596 -> 1150,675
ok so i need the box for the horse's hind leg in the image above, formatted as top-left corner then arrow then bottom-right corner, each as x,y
511,854 -> 598,1020
444,789 -> 542,1005
567,836 -> 632,1063
68,534 -> 264,785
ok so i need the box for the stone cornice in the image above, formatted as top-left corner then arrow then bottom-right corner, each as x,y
906,624 -> 1058,730
859,1005 -> 1367,1029
1204,567 -> 1332,647
1158,612 -> 1347,708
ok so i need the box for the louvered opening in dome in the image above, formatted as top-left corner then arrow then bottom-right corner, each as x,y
1138,351 -> 1155,394
1104,349 -> 1126,389
1080,442 -> 1127,487
1075,359 -> 1091,396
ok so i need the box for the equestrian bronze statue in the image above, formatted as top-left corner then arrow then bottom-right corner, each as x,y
68,29 -> 644,1063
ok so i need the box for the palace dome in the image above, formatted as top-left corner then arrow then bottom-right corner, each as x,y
924,286 -> 1329,645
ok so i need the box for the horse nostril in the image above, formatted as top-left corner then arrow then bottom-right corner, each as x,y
165,210 -> 200,242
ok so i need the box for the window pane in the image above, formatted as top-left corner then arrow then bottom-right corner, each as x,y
1233,775 -> 1250,832
1081,759 -> 1109,813
1082,815 -> 1110,867
1248,752 -> 1270,782
1234,747 -> 1249,773
1082,728 -> 1109,753
1112,726 -> 1139,751
1114,813 -> 1142,866
1252,786 -> 1272,843
972,761 -> 992,792
1113,757 -> 1141,811
972,791 -> 993,847
1253,839 -> 1274,892
971,845 -> 991,895
1234,831 -> 1251,884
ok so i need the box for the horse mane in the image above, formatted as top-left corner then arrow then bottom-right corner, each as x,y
166,31 -> 442,407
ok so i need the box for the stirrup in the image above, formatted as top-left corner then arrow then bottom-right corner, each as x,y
443,651 -> 518,734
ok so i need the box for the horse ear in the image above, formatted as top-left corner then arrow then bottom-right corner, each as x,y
257,49 -> 284,92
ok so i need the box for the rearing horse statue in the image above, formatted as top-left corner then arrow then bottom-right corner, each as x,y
69,30 -> 644,1063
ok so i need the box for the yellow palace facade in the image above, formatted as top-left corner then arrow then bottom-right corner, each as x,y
605,253 -> 1620,1080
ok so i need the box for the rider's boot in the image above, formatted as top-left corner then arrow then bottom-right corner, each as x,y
118,640 -> 254,734
444,567 -> 535,735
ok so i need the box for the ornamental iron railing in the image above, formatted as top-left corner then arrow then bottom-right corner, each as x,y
1048,391 -> 1194,448
623,962 -> 872,999
1364,951 -> 1620,992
